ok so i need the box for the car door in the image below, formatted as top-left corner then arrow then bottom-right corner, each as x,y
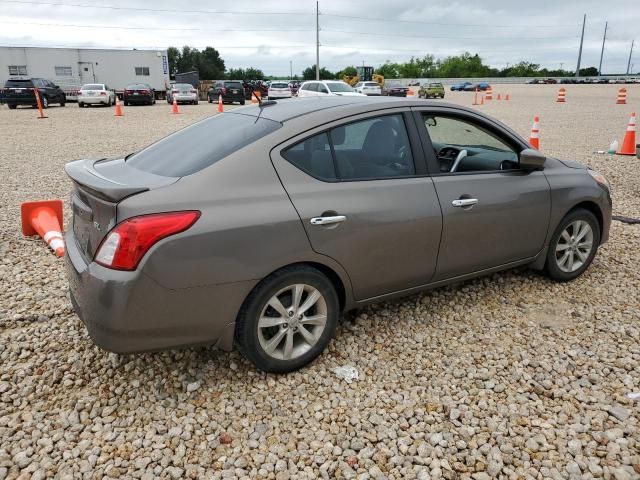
413,108 -> 551,280
271,110 -> 442,301
317,83 -> 330,96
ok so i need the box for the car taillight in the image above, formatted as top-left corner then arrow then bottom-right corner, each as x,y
125,90 -> 133,95
221,88 -> 227,94
100,92 -> 106,95
190,89 -> 197,93
142,89 -> 149,94
172,89 -> 178,93
95,211 -> 200,271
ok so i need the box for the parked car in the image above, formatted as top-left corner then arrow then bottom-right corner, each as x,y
543,78 -> 558,84
464,82 -> 491,91
77,83 -> 116,107
382,82 -> 408,97
418,82 -> 445,99
208,80 -> 245,105
267,81 -> 292,99
297,80 -> 365,97
167,83 -> 199,105
65,96 -> 612,373
123,84 -> 156,106
450,82 -> 473,91
354,81 -> 382,96
3,76 -> 66,109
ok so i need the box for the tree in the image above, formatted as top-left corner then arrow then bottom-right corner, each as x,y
302,65 -> 335,80
227,67 -> 265,80
167,46 -> 180,78
376,61 -> 400,79
197,47 -> 225,80
336,66 -> 357,79
499,61 -> 540,77
579,66 -> 598,76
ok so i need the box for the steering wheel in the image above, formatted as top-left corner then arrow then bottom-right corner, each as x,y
450,149 -> 468,173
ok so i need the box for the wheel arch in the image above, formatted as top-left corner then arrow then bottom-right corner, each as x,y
567,201 -> 604,242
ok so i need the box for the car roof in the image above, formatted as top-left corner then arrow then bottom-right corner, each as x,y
231,96 -> 470,123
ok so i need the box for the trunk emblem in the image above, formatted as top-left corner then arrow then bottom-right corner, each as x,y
93,221 -> 102,231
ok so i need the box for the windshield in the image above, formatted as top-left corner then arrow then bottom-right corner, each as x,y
127,113 -> 282,177
5,79 -> 33,88
81,84 -> 104,90
326,82 -> 354,93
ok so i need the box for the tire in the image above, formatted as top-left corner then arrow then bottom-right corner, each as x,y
60,101 -> 65,107
544,208 -> 600,282
240,99 -> 245,105
124,101 -> 129,106
235,265 -> 339,373
208,97 -> 212,103
8,104 -> 17,110
78,102 -> 84,108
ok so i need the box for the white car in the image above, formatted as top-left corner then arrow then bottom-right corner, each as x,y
297,80 -> 365,97
267,81 -> 292,99
77,84 -> 116,107
168,83 -> 199,105
354,81 -> 382,96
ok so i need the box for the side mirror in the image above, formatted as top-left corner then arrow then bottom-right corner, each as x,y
520,148 -> 546,170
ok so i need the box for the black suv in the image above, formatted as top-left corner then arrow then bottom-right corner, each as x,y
2,77 -> 66,109
207,80 -> 245,105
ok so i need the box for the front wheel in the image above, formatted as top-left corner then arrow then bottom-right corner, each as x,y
240,99 -> 245,105
8,104 -> 17,110
235,266 -> 339,373
545,209 -> 600,282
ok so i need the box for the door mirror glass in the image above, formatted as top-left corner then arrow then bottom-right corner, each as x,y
519,148 -> 546,170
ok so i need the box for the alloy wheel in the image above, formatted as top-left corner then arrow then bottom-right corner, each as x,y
257,284 -> 328,361
555,220 -> 594,273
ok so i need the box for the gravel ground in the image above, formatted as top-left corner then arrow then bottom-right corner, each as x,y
1,86 -> 639,480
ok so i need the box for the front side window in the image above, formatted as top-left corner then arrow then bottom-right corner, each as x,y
135,67 -> 150,76
282,114 -> 415,181
317,84 -> 329,94
423,115 -> 519,173
9,65 -> 27,75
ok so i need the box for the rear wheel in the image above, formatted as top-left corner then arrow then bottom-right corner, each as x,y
8,104 -> 17,110
545,209 -> 600,282
240,99 -> 245,105
235,265 -> 339,373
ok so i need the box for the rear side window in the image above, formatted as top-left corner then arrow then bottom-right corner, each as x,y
282,114 -> 415,181
127,113 -> 282,177
282,133 -> 336,180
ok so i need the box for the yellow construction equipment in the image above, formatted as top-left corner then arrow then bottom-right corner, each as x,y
343,66 -> 384,87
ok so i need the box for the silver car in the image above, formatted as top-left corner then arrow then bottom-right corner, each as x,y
77,83 -> 116,107
167,83 -> 199,105
65,97 -> 612,372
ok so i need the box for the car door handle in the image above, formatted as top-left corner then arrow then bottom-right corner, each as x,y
452,198 -> 478,207
310,215 -> 347,226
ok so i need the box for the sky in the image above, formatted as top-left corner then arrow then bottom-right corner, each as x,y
1,0 -> 638,77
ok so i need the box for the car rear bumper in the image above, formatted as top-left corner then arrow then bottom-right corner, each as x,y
65,231 -> 254,353
125,96 -> 153,104
386,91 -> 407,97
78,96 -> 109,104
172,94 -> 198,102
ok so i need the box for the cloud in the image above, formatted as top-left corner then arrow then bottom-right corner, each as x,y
0,0 -> 638,74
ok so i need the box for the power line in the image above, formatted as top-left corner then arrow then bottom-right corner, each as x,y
0,20 -> 312,32
0,0 -> 308,15
321,12 -> 579,29
1,42 -> 314,50
323,29 -> 579,41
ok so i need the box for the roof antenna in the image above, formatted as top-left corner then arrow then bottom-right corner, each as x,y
252,88 -> 277,107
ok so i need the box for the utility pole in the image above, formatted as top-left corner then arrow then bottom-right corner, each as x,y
627,40 -> 635,75
598,21 -> 607,76
290,60 -> 293,80
560,62 -> 564,71
575,14 -> 586,77
315,1 -> 320,80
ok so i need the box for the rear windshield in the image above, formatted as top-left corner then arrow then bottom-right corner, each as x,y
126,84 -> 148,89
271,83 -> 289,88
365,82 -> 379,87
127,113 -> 282,177
429,83 -> 443,87
224,81 -> 242,88
5,79 -> 34,87
173,84 -> 193,89
82,84 -> 104,90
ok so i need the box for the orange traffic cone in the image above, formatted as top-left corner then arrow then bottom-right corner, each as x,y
616,88 -> 627,105
529,116 -> 541,149
217,94 -> 224,113
407,88 -> 414,96
21,200 -> 65,257
616,112 -> 637,156
480,95 -> 484,105
472,88 -> 479,105
114,96 -> 123,116
171,96 -> 181,114
505,94 -> 510,101
497,93 -> 501,100
485,86 -> 493,100
33,88 -> 47,119
556,88 -> 566,103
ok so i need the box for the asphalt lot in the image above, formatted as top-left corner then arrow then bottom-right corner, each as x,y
1,85 -> 639,480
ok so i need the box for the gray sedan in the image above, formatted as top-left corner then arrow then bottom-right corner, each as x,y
65,97 -> 612,372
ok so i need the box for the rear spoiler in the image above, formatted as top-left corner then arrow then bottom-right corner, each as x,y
65,158 -> 177,203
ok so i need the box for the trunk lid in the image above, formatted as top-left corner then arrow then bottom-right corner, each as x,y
65,158 -> 178,260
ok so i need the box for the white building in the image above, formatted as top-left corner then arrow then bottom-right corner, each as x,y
0,46 -> 171,97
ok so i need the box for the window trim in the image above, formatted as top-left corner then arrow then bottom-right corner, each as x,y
410,108 -> 530,177
275,108 -> 426,183
8,65 -> 28,75
54,66 -> 73,76
134,66 -> 150,76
